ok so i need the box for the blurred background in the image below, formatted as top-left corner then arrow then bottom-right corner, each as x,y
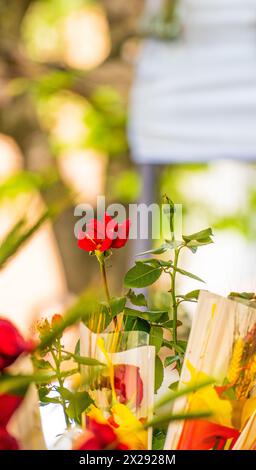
0,0 -> 256,335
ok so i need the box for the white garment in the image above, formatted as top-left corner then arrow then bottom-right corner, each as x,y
129,0 -> 256,163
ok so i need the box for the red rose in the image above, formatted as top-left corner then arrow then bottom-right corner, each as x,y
114,364 -> 144,407
0,428 -> 19,450
177,420 -> 240,450
0,318 -> 34,371
74,419 -> 129,450
78,213 -> 130,253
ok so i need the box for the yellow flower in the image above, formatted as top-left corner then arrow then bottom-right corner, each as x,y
87,404 -> 108,424
111,403 -> 148,450
86,403 -> 148,450
185,360 -> 233,427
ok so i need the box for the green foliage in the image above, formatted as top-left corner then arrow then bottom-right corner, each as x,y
154,356 -> 164,393
152,429 -> 167,450
0,170 -> 58,201
0,212 -> 49,270
109,169 -> 141,203
109,296 -> 126,317
31,71 -> 75,99
124,261 -> 162,288
165,355 -> 180,367
0,372 -> 56,396
66,391 -> 93,424
124,196 -> 213,368
34,291 -> 104,427
22,0 -> 88,60
127,289 -> 147,307
84,87 -> 128,157
149,326 -> 163,353
228,291 -> 256,301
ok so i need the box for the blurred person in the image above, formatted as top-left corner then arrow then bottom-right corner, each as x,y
130,0 -> 256,164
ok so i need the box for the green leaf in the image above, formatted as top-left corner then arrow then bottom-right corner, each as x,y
152,429 -> 167,450
186,238 -> 213,248
56,387 -> 74,400
123,316 -> 150,333
168,381 -> 179,392
155,378 -> 215,410
71,355 -> 105,367
228,291 -> 256,301
32,358 -> 53,370
161,320 -> 182,329
145,411 -> 211,429
154,356 -> 164,393
177,340 -> 188,352
164,355 -> 180,367
183,228 -> 213,242
124,307 -> 168,323
110,296 -> 126,317
172,266 -> 205,283
40,396 -> 62,405
0,213 -> 49,270
150,326 -> 163,353
178,289 -> 200,301
66,391 -> 93,422
136,258 -> 161,267
127,289 -> 147,307
137,244 -> 171,256
124,263 -> 162,288
0,170 -> 58,201
38,386 -> 51,402
0,372 -> 55,395
162,339 -> 185,355
74,340 -> 80,356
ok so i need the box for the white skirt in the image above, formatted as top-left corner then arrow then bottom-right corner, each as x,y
129,0 -> 256,163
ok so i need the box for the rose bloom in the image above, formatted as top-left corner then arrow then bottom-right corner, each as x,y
114,364 -> 143,407
0,318 -> 34,371
78,213 -> 130,253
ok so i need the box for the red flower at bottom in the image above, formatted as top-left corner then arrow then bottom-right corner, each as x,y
74,419 -> 129,450
0,428 -> 19,450
0,394 -> 23,428
177,420 -> 240,450
0,394 -> 23,450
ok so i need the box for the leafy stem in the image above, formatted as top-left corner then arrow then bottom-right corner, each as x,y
49,342 -> 71,428
170,245 -> 181,347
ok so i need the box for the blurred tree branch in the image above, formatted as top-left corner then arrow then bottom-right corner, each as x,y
0,0 -> 144,104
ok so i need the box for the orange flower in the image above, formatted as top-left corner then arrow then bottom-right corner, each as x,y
177,420 -> 240,450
